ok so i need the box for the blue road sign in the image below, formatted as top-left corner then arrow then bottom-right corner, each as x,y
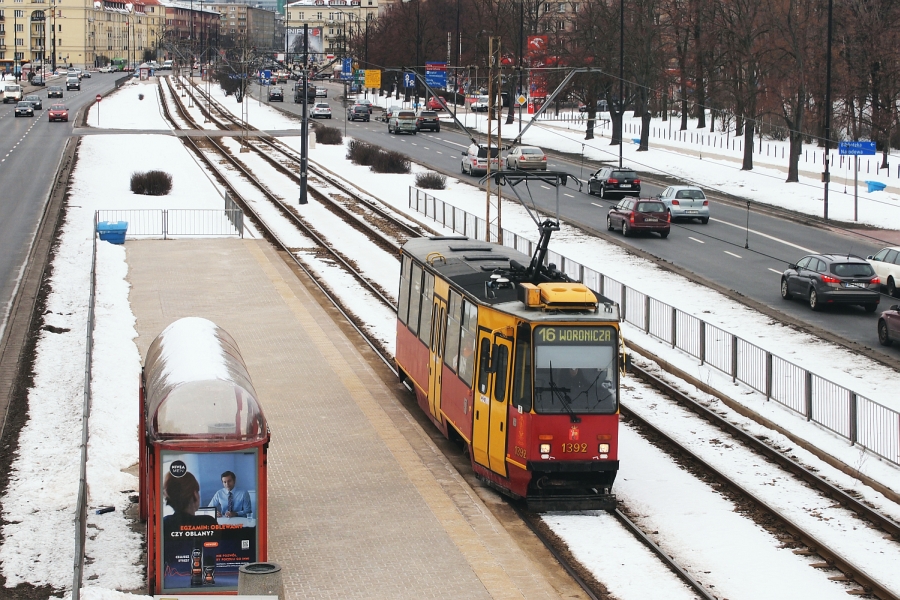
341,58 -> 352,81
404,72 -> 416,88
425,62 -> 447,88
839,141 -> 877,156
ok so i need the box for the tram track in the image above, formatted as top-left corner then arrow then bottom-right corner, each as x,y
159,74 -> 900,599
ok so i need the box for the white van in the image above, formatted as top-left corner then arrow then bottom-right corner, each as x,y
162,60 -> 173,70
2,84 -> 23,104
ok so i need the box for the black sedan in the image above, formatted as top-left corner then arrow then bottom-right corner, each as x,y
48,86 -> 64,98
878,304 -> 900,347
588,167 -> 642,199
24,95 -> 42,110
781,254 -> 881,312
14,101 -> 35,117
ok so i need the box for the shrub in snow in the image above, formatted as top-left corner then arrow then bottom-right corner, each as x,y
346,140 -> 380,165
372,150 -> 410,174
415,172 -> 446,190
130,170 -> 173,196
316,126 -> 343,145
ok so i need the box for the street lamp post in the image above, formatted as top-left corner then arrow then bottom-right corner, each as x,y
618,0 -> 624,168
823,0 -> 833,221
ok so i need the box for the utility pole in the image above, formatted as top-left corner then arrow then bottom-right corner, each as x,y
486,36 -> 502,244
299,23 -> 309,205
823,0 -> 833,221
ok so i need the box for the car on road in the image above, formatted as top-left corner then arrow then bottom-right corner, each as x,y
505,146 -> 547,170
354,98 -> 374,113
657,185 -> 710,223
81,70 -> 92,78
388,109 -> 417,134
461,143 -> 501,175
607,198 -> 670,238
866,246 -> 900,297
31,75 -> 45,86
23,95 -> 43,110
99,65 -> 115,73
588,166 -> 641,199
14,101 -> 35,117
268,86 -> 284,102
347,104 -> 371,122
426,96 -> 447,111
310,102 -> 332,119
66,76 -> 81,91
2,83 -> 23,103
781,254 -> 881,312
471,95 -> 490,112
382,105 -> 403,122
47,86 -> 64,98
311,71 -> 332,80
415,110 -> 440,132
315,86 -> 327,98
47,104 -> 69,122
878,304 -> 900,347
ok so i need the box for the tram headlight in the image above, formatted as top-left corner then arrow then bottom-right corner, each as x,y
598,443 -> 609,453
539,443 -> 551,454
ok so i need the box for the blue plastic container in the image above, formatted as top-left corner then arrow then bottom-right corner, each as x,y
632,138 -> 641,144
865,180 -> 887,193
96,221 -> 128,244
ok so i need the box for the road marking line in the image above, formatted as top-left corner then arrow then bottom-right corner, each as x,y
564,193 -> 574,198
688,237 -> 705,244
724,251 -> 742,259
768,268 -> 782,275
424,147 -> 430,150
541,185 -> 551,190
437,151 -> 443,155
710,217 -> 816,253
590,202 -> 606,208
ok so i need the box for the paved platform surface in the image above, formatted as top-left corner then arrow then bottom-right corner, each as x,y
125,238 -> 566,599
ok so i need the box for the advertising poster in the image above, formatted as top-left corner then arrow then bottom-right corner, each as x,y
160,450 -> 259,593
286,27 -> 324,59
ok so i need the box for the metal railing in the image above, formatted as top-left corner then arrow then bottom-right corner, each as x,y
409,186 -> 900,466
94,208 -> 244,239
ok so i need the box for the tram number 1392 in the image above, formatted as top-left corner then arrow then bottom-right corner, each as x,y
561,443 -> 588,453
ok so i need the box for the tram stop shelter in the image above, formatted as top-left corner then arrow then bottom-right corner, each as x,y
139,317 -> 270,595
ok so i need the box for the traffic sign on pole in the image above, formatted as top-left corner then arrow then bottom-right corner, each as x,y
96,94 -> 102,102
838,141 -> 876,156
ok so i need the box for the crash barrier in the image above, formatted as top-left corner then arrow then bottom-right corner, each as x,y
409,186 -> 900,467
94,208 -> 243,239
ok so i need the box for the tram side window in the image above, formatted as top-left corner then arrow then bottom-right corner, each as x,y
397,256 -> 412,325
512,328 -> 533,412
444,291 -> 463,372
418,272 -> 435,346
492,344 -> 509,402
477,337 -> 491,394
408,263 -> 423,336
458,301 -> 479,386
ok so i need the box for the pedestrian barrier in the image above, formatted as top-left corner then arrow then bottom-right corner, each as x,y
94,208 -> 243,239
409,186 -> 900,467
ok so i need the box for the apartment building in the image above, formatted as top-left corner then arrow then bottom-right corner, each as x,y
284,0 -> 377,61
204,2 -> 276,50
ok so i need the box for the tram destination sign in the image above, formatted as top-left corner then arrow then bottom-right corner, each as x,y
839,141 -> 876,156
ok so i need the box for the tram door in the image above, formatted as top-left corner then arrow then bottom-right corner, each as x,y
472,331 -> 511,477
427,291 -> 448,421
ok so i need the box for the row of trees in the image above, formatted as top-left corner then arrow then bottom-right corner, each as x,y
356,0 -> 900,180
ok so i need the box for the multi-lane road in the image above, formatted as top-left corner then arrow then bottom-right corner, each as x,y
0,72 -> 120,341
263,80 -> 900,363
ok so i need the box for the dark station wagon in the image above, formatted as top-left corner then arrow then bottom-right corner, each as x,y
781,254 -> 881,312
607,198 -> 670,238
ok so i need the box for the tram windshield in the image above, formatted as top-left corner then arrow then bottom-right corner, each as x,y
532,326 -> 618,415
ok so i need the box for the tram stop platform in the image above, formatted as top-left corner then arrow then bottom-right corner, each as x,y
125,238 -> 583,599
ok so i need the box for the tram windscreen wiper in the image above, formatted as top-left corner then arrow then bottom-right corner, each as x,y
545,362 -> 581,423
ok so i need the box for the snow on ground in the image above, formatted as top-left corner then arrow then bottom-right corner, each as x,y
3,76 -> 899,599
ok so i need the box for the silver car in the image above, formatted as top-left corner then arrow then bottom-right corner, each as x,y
657,185 -> 710,223
310,102 -> 332,119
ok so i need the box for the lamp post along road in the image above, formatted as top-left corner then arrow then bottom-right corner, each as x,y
823,0 -> 833,221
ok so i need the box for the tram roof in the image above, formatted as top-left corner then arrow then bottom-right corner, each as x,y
402,236 -> 620,321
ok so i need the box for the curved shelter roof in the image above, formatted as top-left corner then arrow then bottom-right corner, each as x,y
144,317 -> 267,442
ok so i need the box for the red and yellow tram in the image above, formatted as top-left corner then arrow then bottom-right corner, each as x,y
395,224 -> 624,510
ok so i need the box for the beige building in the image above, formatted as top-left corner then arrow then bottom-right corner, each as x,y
204,2 -> 276,51
0,0 -> 166,73
285,0 -> 377,60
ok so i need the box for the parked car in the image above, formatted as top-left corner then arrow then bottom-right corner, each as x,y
382,105 -> 403,122
23,95 -> 42,110
268,86 -> 284,102
426,96 -> 447,111
657,185 -> 710,223
354,98 -> 374,113
878,304 -> 900,347
505,146 -> 547,170
14,101 -> 35,117
607,198 -> 670,238
415,110 -> 440,132
471,95 -> 490,112
310,102 -> 332,119
66,76 -> 81,91
47,104 -> 69,122
866,246 -> 900,297
315,86 -> 327,98
47,86 -> 64,98
99,65 -> 113,73
347,104 -> 371,122
588,166 -> 641,199
781,254 -> 881,312
460,143 -> 501,175
388,109 -> 417,134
